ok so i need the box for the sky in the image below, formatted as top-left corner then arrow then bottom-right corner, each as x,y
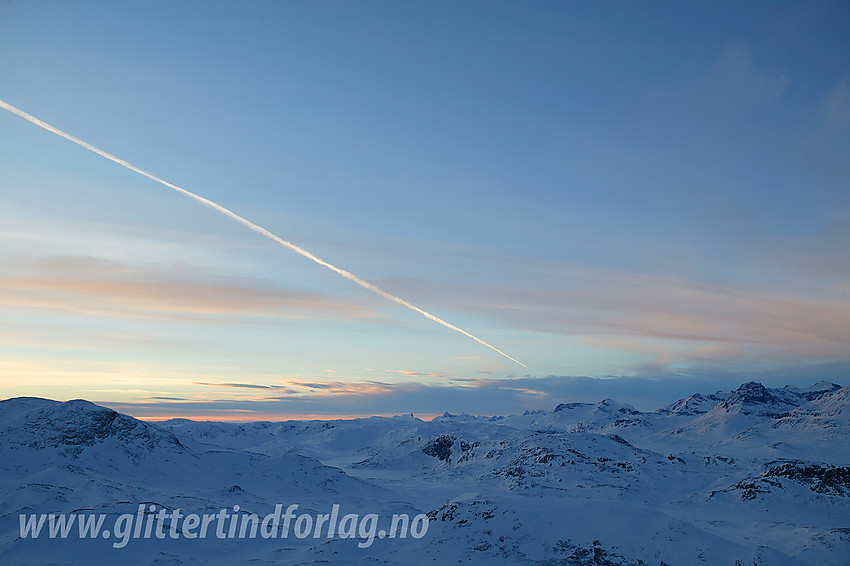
1,1 -> 849,420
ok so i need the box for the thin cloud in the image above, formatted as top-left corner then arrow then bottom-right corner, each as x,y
391,370 -> 451,378
194,382 -> 298,393
709,44 -> 788,105
1,255 -> 375,323
192,379 -> 407,399
648,43 -> 790,131
385,266 -> 850,360
824,76 -> 850,124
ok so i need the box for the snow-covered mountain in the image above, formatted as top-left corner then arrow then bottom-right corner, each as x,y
1,382 -> 848,565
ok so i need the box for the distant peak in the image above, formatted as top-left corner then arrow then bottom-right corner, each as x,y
806,381 -> 843,392
553,402 -> 589,412
726,381 -> 776,405
729,382 -> 772,402
721,381 -> 801,416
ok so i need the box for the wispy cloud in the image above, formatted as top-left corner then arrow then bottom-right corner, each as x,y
1,255 -> 374,323
709,44 -> 788,105
823,76 -> 850,124
384,266 -> 850,362
390,370 -> 450,378
191,378 -> 405,398
194,382 -> 299,393
648,43 -> 791,135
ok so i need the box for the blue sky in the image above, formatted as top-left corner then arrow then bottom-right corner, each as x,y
1,1 -> 848,419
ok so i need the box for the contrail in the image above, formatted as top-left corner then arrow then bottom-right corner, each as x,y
0,98 -> 526,367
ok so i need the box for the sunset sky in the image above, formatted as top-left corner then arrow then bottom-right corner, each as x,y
2,1 -> 849,419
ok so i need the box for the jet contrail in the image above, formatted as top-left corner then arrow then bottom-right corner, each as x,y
0,98 -> 526,367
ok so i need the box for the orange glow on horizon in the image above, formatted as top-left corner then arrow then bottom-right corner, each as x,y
130,412 -> 442,423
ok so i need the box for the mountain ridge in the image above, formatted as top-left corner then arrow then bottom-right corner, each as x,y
1,380 -> 847,565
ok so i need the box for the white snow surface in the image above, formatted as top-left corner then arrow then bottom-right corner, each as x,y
1,381 -> 848,565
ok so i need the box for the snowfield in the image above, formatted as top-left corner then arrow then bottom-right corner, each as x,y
1,381 -> 848,565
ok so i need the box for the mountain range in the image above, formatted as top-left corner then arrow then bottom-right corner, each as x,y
1,381 -> 848,565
